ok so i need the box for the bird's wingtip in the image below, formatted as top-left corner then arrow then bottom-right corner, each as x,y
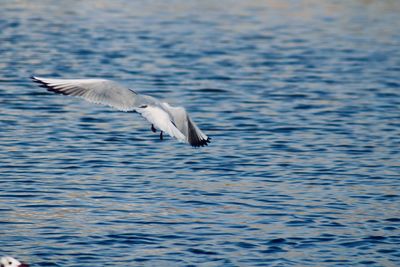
191,137 -> 211,148
30,75 -> 40,82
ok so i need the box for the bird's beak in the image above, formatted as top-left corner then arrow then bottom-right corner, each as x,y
19,264 -> 29,267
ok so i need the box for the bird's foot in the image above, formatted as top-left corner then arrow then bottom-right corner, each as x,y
160,131 -> 163,140
151,124 -> 156,133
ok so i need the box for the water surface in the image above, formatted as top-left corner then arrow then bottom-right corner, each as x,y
1,1 -> 400,266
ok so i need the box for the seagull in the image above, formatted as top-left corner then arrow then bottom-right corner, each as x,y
31,76 -> 211,147
0,256 -> 29,267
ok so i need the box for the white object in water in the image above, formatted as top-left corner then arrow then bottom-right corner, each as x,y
0,256 -> 29,267
31,76 -> 211,147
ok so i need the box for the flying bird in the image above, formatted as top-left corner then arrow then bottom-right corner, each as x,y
0,256 -> 29,267
31,76 -> 210,147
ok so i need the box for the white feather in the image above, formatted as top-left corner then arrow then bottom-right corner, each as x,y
136,105 -> 186,142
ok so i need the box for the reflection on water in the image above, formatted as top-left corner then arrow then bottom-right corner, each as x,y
1,0 -> 400,266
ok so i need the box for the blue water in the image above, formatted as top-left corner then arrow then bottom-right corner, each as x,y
1,1 -> 400,266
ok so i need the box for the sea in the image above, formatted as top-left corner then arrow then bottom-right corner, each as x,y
1,1 -> 399,266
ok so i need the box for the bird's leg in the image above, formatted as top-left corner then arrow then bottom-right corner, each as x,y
160,131 -> 163,140
151,124 -> 156,133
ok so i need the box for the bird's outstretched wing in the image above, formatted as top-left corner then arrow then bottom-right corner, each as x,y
161,102 -> 210,147
31,76 -> 139,111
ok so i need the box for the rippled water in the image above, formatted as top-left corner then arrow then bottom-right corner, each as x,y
1,1 -> 400,266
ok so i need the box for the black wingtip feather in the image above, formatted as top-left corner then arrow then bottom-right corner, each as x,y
187,116 -> 211,147
190,137 -> 211,148
31,76 -> 67,95
31,76 -> 50,89
31,76 -> 43,84
31,76 -> 45,85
